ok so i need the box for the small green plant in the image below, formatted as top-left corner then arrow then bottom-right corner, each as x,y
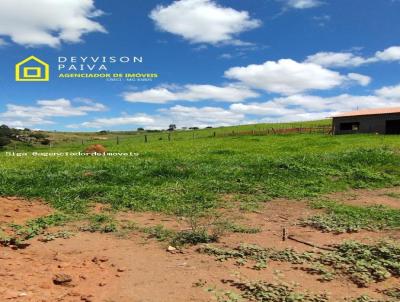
199,244 -> 313,268
302,200 -> 400,233
351,295 -> 388,302
81,214 -> 117,233
200,241 -> 400,288
172,229 -> 218,246
40,230 -> 74,242
300,264 -> 335,282
381,287 -> 400,299
222,222 -> 261,234
141,225 -> 176,242
384,192 -> 400,199
224,280 -> 329,302
11,213 -> 70,241
318,241 -> 400,287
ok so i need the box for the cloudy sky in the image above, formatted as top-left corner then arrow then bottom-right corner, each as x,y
0,0 -> 400,130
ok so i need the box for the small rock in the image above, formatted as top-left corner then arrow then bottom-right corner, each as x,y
167,246 -> 177,253
98,282 -> 107,287
117,268 -> 125,272
81,295 -> 94,302
53,273 -> 72,285
92,256 -> 109,264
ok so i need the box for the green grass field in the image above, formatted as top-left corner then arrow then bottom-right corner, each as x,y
1,123 -> 400,215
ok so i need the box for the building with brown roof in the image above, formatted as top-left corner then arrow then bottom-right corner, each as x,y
332,107 -> 400,135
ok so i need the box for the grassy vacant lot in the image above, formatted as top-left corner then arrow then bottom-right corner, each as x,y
1,129 -> 400,214
1,125 -> 400,301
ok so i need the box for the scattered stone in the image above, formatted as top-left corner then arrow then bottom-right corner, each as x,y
117,268 -> 126,272
52,273 -> 72,286
98,282 -> 107,287
81,294 -> 94,302
167,246 -> 177,253
92,256 -> 109,264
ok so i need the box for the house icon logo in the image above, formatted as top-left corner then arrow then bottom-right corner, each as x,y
15,56 -> 49,82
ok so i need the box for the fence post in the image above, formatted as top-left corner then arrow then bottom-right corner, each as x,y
81,139 -> 84,145
168,133 -> 171,141
213,132 -> 216,137
144,135 -> 148,143
116,136 -> 120,145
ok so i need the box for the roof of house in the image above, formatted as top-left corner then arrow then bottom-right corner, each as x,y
332,107 -> 400,118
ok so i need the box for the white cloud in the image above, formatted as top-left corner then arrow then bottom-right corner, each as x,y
306,46 -> 400,68
68,82 -> 400,130
70,114 -> 156,129
0,0 -> 106,47
375,46 -> 400,61
285,0 -> 323,9
375,84 -> 400,99
122,84 -> 259,103
305,52 -> 369,68
68,105 -> 246,130
160,105 -> 245,127
0,98 -> 106,128
230,88 -> 400,122
149,0 -> 261,45
347,73 -> 371,86
225,59 -> 347,95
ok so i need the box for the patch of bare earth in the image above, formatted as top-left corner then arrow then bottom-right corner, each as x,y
0,197 -> 53,224
329,187 -> 400,209
1,193 -> 400,301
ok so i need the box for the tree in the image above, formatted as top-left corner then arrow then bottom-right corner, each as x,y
0,125 -> 11,137
0,136 -> 11,148
40,138 -> 51,145
168,124 -> 177,131
137,127 -> 144,131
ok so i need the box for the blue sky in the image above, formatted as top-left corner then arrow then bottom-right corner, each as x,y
0,0 -> 400,130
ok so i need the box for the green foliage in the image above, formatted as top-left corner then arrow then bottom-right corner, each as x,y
200,241 -> 400,288
140,225 -> 176,242
302,200 -> 400,233
219,222 -> 261,234
383,192 -> 400,199
317,241 -> 400,288
351,296 -> 380,302
80,214 -> 118,233
199,244 -> 313,268
12,213 -> 69,240
0,136 -> 11,147
40,230 -> 74,242
224,280 -> 329,302
172,229 -> 219,246
1,213 -> 70,247
381,288 -> 400,299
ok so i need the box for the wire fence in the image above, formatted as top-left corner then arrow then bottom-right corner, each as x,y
8,124 -> 332,150
66,125 -> 332,146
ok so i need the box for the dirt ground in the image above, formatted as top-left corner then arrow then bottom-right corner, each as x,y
1,190 -> 400,302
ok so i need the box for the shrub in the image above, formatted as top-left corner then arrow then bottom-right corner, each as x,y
0,136 -> 11,147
